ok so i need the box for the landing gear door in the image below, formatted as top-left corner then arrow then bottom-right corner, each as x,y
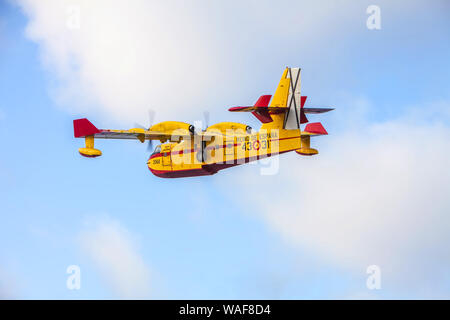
161,144 -> 172,167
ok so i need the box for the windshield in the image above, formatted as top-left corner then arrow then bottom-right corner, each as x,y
152,145 -> 161,155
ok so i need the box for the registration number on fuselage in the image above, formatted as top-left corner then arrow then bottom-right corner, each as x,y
237,132 -> 276,151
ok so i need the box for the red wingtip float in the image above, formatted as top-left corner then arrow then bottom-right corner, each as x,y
73,67 -> 334,178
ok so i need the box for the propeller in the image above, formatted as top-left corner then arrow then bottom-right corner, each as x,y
203,111 -> 210,131
134,109 -> 156,152
192,111 -> 211,160
194,111 -> 210,134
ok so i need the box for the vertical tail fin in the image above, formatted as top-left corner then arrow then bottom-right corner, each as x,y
284,67 -> 301,129
261,67 -> 302,130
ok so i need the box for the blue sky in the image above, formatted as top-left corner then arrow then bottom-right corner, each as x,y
1,1 -> 449,299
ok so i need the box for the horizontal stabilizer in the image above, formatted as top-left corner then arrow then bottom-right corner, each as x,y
303,122 -> 328,136
230,95 -> 281,124
254,95 -> 271,107
303,107 -> 334,114
228,106 -> 286,114
252,95 -> 273,123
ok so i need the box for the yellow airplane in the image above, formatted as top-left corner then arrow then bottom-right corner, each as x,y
74,67 -> 333,178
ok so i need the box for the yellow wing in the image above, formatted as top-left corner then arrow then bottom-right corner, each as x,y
93,128 -> 171,143
74,118 -> 196,142
73,118 -> 226,157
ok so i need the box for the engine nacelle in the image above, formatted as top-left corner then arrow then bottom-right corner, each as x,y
206,122 -> 252,134
149,121 -> 194,142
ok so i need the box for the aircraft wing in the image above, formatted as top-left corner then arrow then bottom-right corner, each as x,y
92,129 -> 171,142
74,118 -> 186,143
73,118 -> 224,144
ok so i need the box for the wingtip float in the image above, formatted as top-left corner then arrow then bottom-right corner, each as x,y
74,67 -> 334,178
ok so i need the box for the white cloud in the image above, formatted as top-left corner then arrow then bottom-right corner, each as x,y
15,0 -> 366,125
79,216 -> 151,299
16,0 -> 219,123
14,0 -> 447,297
220,100 -> 450,297
16,0 -> 430,126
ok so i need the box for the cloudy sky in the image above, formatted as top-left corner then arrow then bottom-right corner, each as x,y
0,0 -> 449,299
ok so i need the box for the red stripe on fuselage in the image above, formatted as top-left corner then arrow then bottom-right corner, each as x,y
148,167 -> 214,178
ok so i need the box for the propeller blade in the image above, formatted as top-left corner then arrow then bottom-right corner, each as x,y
148,109 -> 155,129
134,123 -> 147,129
147,139 -> 153,152
203,111 -> 209,130
135,109 -> 155,130
148,109 -> 156,152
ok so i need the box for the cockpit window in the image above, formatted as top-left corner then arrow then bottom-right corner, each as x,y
152,145 -> 161,155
